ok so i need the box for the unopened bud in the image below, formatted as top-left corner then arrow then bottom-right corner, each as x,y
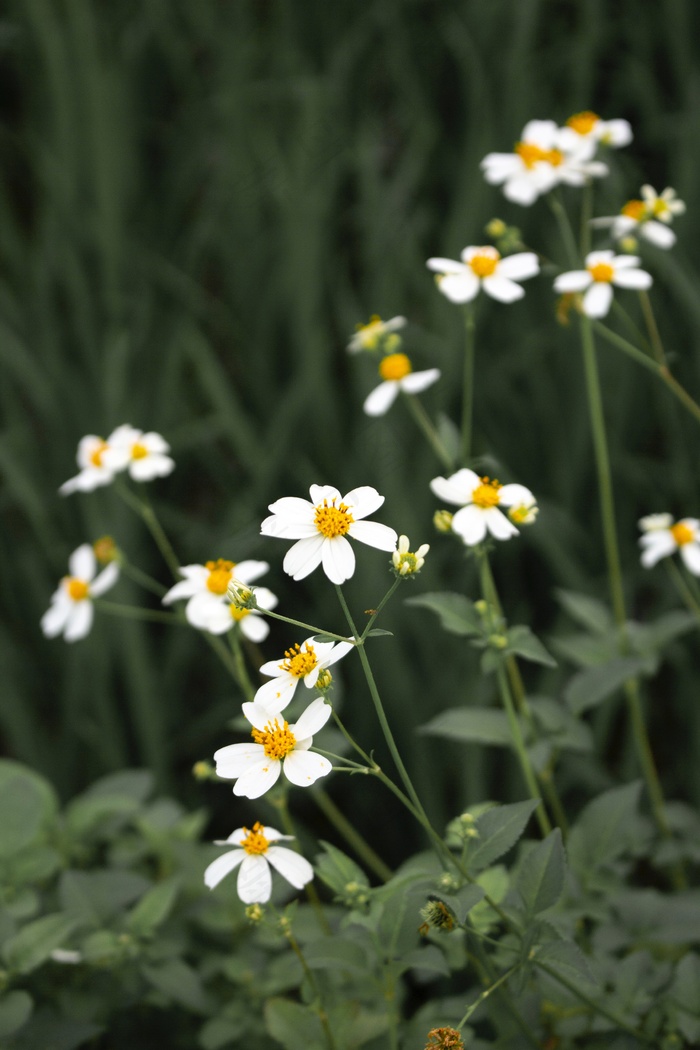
93,535 -> 118,564
433,510 -> 453,534
226,578 -> 258,610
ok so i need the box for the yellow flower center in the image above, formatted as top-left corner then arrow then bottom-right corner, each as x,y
651,198 -> 669,218
379,353 -> 412,381
468,248 -> 500,278
205,559 -> 235,594
621,199 -> 645,221
280,642 -> 318,678
241,822 -> 270,855
131,442 -> 149,460
229,606 -> 250,622
471,477 -> 502,509
356,314 -> 383,349
252,719 -> 297,760
67,578 -> 89,601
314,499 -> 354,538
671,522 -> 694,546
566,110 -> 599,136
588,262 -> 615,283
515,142 -> 563,169
90,441 -> 108,467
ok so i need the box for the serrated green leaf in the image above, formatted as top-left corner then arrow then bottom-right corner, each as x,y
141,958 -> 212,1014
264,997 -> 325,1050
506,625 -> 557,667
0,990 -> 33,1037
405,592 -> 480,636
419,707 -> 512,747
2,913 -> 78,975
126,877 -> 180,937
564,657 -> 648,714
467,800 -> 540,873
437,884 -> 485,924
567,782 -> 642,876
536,939 -> 599,991
314,841 -> 369,898
301,937 -> 368,974
516,829 -> 566,917
555,589 -> 613,634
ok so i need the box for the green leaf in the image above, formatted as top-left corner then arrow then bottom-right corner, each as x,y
126,877 -> 180,938
301,937 -> 369,974
564,657 -> 648,714
0,990 -> 33,1038
536,939 -> 599,991
2,913 -> 78,974
6,1009 -> 102,1049
264,997 -> 325,1050
365,628 -> 393,637
141,958 -> 212,1015
314,841 -> 370,900
418,707 -> 512,747
469,866 -> 509,932
467,800 -> 540,873
65,795 -> 140,838
199,1006 -> 248,1049
438,884 -> 485,924
567,781 -> 642,876
401,944 -> 450,977
0,775 -> 47,858
405,592 -> 480,636
668,952 -> 700,1042
59,870 -> 152,929
506,625 -> 556,667
555,589 -> 613,634
83,768 -> 154,802
516,829 -> 566,917
328,1002 -> 388,1050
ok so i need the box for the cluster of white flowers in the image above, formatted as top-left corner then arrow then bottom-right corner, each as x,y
60,425 -> 174,495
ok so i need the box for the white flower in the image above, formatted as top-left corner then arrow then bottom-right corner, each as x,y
59,434 -> 117,495
427,246 -> 539,304
261,484 -> 398,585
553,250 -> 652,318
214,696 -> 333,799
561,110 -> 632,149
254,636 -> 354,713
430,469 -> 536,546
204,822 -> 313,903
638,513 -> 700,574
162,558 -> 270,630
347,314 -> 406,353
592,186 -> 686,250
392,535 -> 429,576
41,544 -> 119,642
363,352 -> 440,416
187,587 -> 278,642
101,425 -> 175,481
481,120 -> 566,205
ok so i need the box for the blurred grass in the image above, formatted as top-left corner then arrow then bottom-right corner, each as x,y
1,0 -> 700,854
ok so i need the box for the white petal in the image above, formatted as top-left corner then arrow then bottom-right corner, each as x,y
237,854 -> 272,903
214,742 -> 265,778
483,507 -> 519,541
63,601 -> 94,642
130,454 -> 175,481
241,702 -> 282,732
426,257 -> 465,274
482,275 -> 525,303
266,846 -> 314,889
639,513 -> 673,532
680,543 -> 700,576
430,469 -> 480,506
283,750 -> 333,787
141,432 -> 170,454
498,484 -> 535,507
69,544 -> 96,582
41,600 -> 70,638
234,560 -> 269,584
451,505 -> 487,545
252,677 -> 297,714
641,222 -> 676,249
480,153 -> 521,183
90,562 -> 119,597
553,271 -> 591,293
188,600 -> 232,634
252,587 -> 277,611
437,271 -> 480,303
291,696 -> 332,738
502,174 -> 544,206
639,531 -> 676,567
283,536 -> 326,580
347,520 -> 398,551
612,268 -> 652,290
497,252 -> 539,281
343,486 -> 384,519
204,849 -> 245,889
363,382 -> 399,417
324,640 -> 355,667
583,282 -> 613,318
321,537 -> 355,584
233,760 -> 282,799
240,615 -> 269,642
162,579 -> 199,605
309,485 -> 343,505
399,369 -> 441,394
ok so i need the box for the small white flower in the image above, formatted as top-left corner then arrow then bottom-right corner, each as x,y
59,434 -> 116,495
101,425 -> 175,481
214,696 -> 333,799
162,558 -> 270,629
261,484 -> 398,585
187,587 -> 278,642
481,120 -> 566,205
204,822 -> 313,903
427,246 -> 539,305
507,499 -> 539,527
254,636 -> 354,713
553,250 -> 652,318
430,469 -> 536,546
363,352 -> 440,416
591,186 -> 685,250
347,314 -> 406,353
392,535 -> 429,576
561,110 -> 632,149
638,514 -> 700,574
41,544 -> 119,642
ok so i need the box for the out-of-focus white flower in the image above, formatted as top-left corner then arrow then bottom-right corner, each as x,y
59,434 -> 116,495
427,246 -> 539,304
553,250 -> 652,318
101,425 -> 175,481
204,822 -> 313,903
214,697 -> 333,799
261,485 -> 397,585
347,315 -> 406,353
187,587 -> 278,642
254,636 -> 354,713
392,535 -> 429,576
638,513 -> 700,574
430,469 -> 537,546
507,499 -> 539,527
363,353 -> 440,416
591,186 -> 685,250
561,110 -> 632,149
162,559 -> 270,628
481,120 -> 566,205
41,544 -> 119,642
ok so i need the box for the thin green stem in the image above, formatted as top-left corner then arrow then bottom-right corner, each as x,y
404,394 -> 454,471
361,576 -> 403,640
262,606 -> 354,645
639,288 -> 666,366
272,792 -> 331,935
93,600 -> 179,625
548,191 -> 579,267
203,633 -> 243,682
495,665 -> 551,837
116,482 -> 182,580
460,306 -> 476,464
118,558 -> 168,598
535,962 -> 655,1044
665,558 -> 700,627
457,962 -> 521,1030
228,630 -> 255,702
331,709 -> 374,766
468,942 -> 541,1049
579,180 -> 594,258
311,787 -> 393,883
278,919 -> 337,1050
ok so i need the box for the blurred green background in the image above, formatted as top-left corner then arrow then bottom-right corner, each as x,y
2,0 -> 700,860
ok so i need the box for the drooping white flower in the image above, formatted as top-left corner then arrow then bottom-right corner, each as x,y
214,697 -> 333,799
638,513 -> 700,574
162,558 -> 270,629
254,636 -> 354,713
347,315 -> 406,353
427,246 -> 539,304
430,469 -> 537,546
59,434 -> 117,495
392,535 -> 429,576
553,250 -> 652,318
363,352 -> 440,416
204,822 -> 313,903
101,425 -> 175,481
41,544 -> 119,642
261,485 -> 398,585
561,110 -> 632,149
187,587 -> 278,642
591,186 -> 686,250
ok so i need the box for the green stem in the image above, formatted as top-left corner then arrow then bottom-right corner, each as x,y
579,179 -> 594,258
262,606 -> 354,645
203,633 -> 243,682
535,961 -> 655,1044
361,577 -> 403,640
272,791 -> 331,934
457,962 -> 521,1030
311,787 -> 393,882
665,558 -> 700,627
468,942 -> 541,1049
229,630 -> 255,702
116,482 -> 182,580
461,306 -> 476,464
639,288 -> 666,366
279,921 -> 337,1050
495,665 -> 551,836
118,558 -> 168,598
548,191 -> 580,267
93,600 -> 179,625
404,394 -> 454,471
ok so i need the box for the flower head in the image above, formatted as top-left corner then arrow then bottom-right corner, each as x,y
392,535 -> 430,576
363,353 -> 440,416
41,544 -> 119,642
214,697 -> 333,799
347,315 -> 406,354
254,636 -> 354,713
553,250 -> 652,318
204,822 -> 313,903
638,513 -> 700,574
59,434 -> 117,495
101,425 -> 175,481
162,558 -> 270,633
562,110 -> 632,148
592,185 -> 685,250
430,469 -> 536,546
427,246 -> 539,305
261,484 -> 398,585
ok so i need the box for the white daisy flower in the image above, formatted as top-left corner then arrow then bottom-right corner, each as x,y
427,246 -> 539,305
553,250 -> 652,318
59,434 -> 117,495
481,120 -> 565,205
162,558 -> 270,629
214,696 -> 333,799
204,822 -> 313,903
186,587 -> 278,642
254,636 -> 354,714
561,110 -> 632,149
41,544 -> 120,642
363,352 -> 440,416
430,469 -> 537,546
592,186 -> 685,250
638,514 -> 700,574
101,425 -> 175,481
261,484 -> 398,585
392,535 -> 429,576
347,315 -> 406,353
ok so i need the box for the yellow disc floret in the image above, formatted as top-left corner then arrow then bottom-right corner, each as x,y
566,110 -> 599,136
205,559 -> 236,594
621,199 -> 646,221
588,262 -> 615,283
280,642 -> 318,678
90,441 -> 108,467
379,353 -> 412,381
671,522 -> 694,546
468,247 -> 500,278
131,442 -> 149,460
67,578 -> 89,601
355,315 -> 384,350
252,719 -> 297,760
515,142 -> 563,169
471,477 -> 502,509
314,499 -> 354,538
229,606 -> 250,622
241,822 -> 271,855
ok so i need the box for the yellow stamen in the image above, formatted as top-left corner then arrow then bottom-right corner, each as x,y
205,559 -> 235,595
566,110 -> 599,136
241,822 -> 270,855
90,441 -> 108,468
280,642 -> 318,678
314,499 -> 353,538
229,606 -> 250,622
515,142 -> 563,169
379,352 -> 412,381
621,199 -> 645,221
67,578 -> 89,601
131,443 -> 149,460
588,262 -> 615,283
356,314 -> 384,349
468,247 -> 500,278
471,476 -> 502,509
671,522 -> 694,547
252,719 -> 296,760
